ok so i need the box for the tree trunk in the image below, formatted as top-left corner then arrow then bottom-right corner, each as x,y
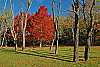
73,17 -> 79,63
72,0 -> 80,63
0,31 -> 1,46
51,39 -> 54,51
50,38 -> 55,51
14,39 -> 17,51
1,32 -> 6,47
54,0 -> 61,54
92,29 -> 96,45
73,11 -> 79,63
55,39 -> 58,54
22,13 -> 27,51
84,35 -> 91,61
15,41 -> 17,51
14,34 -> 17,51
40,40 -> 42,48
55,17 -> 59,54
84,0 -> 95,61
1,38 -> 4,47
11,20 -> 18,51
22,30 -> 25,51
72,23 -> 75,43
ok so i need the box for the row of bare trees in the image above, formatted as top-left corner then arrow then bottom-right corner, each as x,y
0,0 -> 33,51
10,0 -> 33,51
71,0 -> 96,63
50,0 -> 96,63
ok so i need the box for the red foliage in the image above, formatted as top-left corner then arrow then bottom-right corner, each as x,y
14,12 -> 30,33
14,5 -> 55,42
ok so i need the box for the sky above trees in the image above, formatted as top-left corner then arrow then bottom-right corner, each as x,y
0,0 -> 72,16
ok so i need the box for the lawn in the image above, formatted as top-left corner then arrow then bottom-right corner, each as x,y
0,46 -> 100,67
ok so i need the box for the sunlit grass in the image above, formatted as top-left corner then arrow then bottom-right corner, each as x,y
0,46 -> 100,67
96,0 -> 100,2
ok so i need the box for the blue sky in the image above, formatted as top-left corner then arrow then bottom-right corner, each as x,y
0,0 -> 72,16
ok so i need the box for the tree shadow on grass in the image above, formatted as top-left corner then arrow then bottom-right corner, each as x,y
79,56 -> 100,59
0,48 -> 73,62
79,51 -> 95,53
0,48 -> 16,53
16,51 -> 73,62
31,50 -> 74,58
0,48 -> 6,50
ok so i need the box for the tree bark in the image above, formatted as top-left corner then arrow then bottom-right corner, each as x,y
54,17 -> 59,54
1,32 -> 6,47
22,0 -> 32,50
11,28 -> 17,51
50,0 -> 55,51
14,34 -> 17,51
50,39 -> 54,51
22,29 -> 26,50
40,40 -> 42,48
22,13 -> 28,51
84,35 -> 91,61
54,0 -> 61,54
84,0 -> 95,61
55,39 -> 59,54
73,13 -> 79,63
72,0 -> 80,63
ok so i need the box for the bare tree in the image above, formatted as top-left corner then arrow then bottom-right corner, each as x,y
1,0 -> 7,47
72,0 -> 80,63
50,0 -> 61,54
22,0 -> 33,51
9,0 -> 18,51
54,0 -> 62,54
50,0 -> 55,51
82,0 -> 95,61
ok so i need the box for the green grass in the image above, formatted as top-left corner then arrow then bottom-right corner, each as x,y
96,0 -> 100,2
95,5 -> 100,9
0,46 -> 100,67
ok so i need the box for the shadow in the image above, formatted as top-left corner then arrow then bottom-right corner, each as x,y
0,47 -> 73,62
16,51 -> 73,62
3,50 -> 15,53
79,56 -> 100,59
0,48 -> 5,50
61,55 -> 73,58
79,51 -> 95,53
32,50 -> 74,58
0,48 -> 16,54
60,49 -> 71,51
49,53 -> 55,54
79,59 -> 84,61
0,48 -> 16,53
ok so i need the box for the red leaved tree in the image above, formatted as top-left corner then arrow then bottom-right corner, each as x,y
13,5 -> 55,47
28,5 -> 55,47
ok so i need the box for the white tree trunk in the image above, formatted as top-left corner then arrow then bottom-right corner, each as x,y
14,34 -> 17,51
52,39 -> 54,47
22,13 -> 27,50
51,39 -> 54,51
1,37 -> 4,47
40,41 -> 42,48
22,30 -> 26,50
56,39 -> 59,54
1,32 -> 6,47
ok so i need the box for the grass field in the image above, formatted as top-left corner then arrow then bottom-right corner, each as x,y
0,46 -> 100,67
